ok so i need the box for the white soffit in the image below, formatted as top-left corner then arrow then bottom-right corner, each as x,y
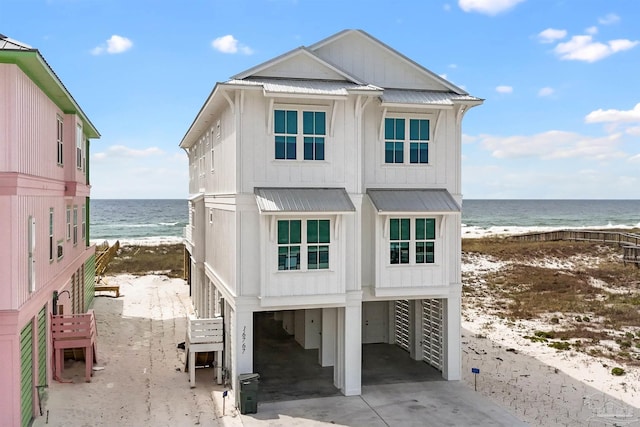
367,189 -> 460,213
255,188 -> 356,213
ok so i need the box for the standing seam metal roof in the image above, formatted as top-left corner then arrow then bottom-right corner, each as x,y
382,89 -> 482,105
255,188 -> 356,213
226,78 -> 381,96
367,189 -> 460,213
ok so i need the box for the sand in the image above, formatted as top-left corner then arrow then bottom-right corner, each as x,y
34,261 -> 640,426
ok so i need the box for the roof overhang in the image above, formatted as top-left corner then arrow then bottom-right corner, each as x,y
0,49 -> 100,138
367,188 -> 460,215
255,187 -> 356,215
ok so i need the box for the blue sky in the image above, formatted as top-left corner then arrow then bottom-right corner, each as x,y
2,0 -> 639,199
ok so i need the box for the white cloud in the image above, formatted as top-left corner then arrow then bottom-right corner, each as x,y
630,154 -> 640,163
538,87 -> 554,97
93,145 -> 164,160
599,13 -> 620,25
449,64 -> 458,69
585,26 -> 598,35
496,85 -> 513,94
91,35 -> 133,55
538,28 -> 567,44
477,130 -> 625,161
439,73 -> 448,80
211,35 -> 253,55
554,35 -> 638,62
626,126 -> 640,136
458,0 -> 525,15
443,3 -> 452,11
585,103 -> 640,124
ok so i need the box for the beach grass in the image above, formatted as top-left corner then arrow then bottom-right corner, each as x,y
463,237 -> 640,365
105,243 -> 185,278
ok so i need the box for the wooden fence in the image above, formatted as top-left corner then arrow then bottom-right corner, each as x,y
509,229 -> 640,267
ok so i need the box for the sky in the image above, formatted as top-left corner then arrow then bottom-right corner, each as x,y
2,0 -> 640,199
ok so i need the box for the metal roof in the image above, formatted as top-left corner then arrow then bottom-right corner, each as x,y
381,89 -> 483,106
255,187 -> 356,213
367,189 -> 460,213
226,78 -> 380,96
0,34 -> 32,50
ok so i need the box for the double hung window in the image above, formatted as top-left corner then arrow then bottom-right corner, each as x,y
274,109 -> 326,160
384,117 -> 430,164
49,208 -> 54,262
76,124 -> 83,170
57,116 -> 63,165
389,218 -> 436,265
277,219 -> 330,271
72,206 -> 78,245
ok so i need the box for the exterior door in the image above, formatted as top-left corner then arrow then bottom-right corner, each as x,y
362,302 -> 388,343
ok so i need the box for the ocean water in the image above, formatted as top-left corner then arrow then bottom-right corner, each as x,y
89,199 -> 640,245
90,199 -> 187,245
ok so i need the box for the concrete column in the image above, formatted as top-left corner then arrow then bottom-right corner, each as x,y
410,299 -> 422,361
281,310 -> 294,335
443,290 -> 461,380
342,293 -> 362,396
319,308 -> 336,367
333,307 -> 345,391
232,307 -> 254,400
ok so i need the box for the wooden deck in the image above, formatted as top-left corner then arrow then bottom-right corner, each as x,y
509,229 -> 640,267
95,240 -> 121,297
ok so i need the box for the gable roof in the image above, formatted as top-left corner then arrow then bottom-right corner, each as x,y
232,46 -> 365,84
0,34 -> 100,138
309,29 -> 468,95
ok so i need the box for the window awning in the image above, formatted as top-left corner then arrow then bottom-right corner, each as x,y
367,189 -> 460,214
255,187 -> 356,214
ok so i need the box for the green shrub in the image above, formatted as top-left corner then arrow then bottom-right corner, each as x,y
548,341 -> 571,351
611,367 -> 625,376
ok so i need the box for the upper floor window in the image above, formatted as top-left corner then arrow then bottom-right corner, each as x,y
49,208 -> 54,262
385,118 -> 430,165
274,109 -> 326,161
81,204 -> 86,242
76,124 -> 83,170
66,206 -> 71,241
389,217 -> 436,265
277,219 -> 331,271
57,116 -> 64,165
73,206 -> 78,246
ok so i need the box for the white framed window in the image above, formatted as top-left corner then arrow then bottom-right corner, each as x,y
389,217 -> 436,265
210,146 -> 215,173
76,123 -> 83,170
274,108 -> 326,161
57,239 -> 64,260
28,216 -> 36,292
384,116 -> 431,165
57,116 -> 64,165
277,219 -> 330,271
66,205 -> 71,241
209,208 -> 213,224
73,205 -> 78,246
81,204 -> 86,242
49,208 -> 54,262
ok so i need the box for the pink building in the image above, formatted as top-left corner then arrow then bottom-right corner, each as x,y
0,35 -> 100,426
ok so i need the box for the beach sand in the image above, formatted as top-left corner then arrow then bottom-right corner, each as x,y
35,264 -> 640,426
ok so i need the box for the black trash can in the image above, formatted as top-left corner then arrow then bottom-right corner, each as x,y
238,373 -> 260,414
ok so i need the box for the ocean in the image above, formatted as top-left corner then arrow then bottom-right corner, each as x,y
89,199 -> 640,245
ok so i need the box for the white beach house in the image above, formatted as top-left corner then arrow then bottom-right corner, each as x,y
180,29 -> 482,396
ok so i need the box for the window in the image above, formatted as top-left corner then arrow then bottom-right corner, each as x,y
389,218 -> 409,264
72,206 -> 78,245
409,119 -> 429,164
303,112 -> 325,160
210,147 -> 215,173
57,116 -> 63,165
49,208 -> 54,262
28,216 -> 35,292
385,117 -> 430,164
307,220 -> 330,269
57,240 -> 64,260
274,109 -> 327,161
66,206 -> 71,240
389,218 -> 437,265
278,220 -> 301,270
277,219 -> 331,271
81,204 -> 86,241
274,110 -> 297,160
385,118 -> 404,164
76,123 -> 83,170
415,218 -> 435,264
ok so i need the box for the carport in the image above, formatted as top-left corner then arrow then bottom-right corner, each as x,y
253,311 -> 444,403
